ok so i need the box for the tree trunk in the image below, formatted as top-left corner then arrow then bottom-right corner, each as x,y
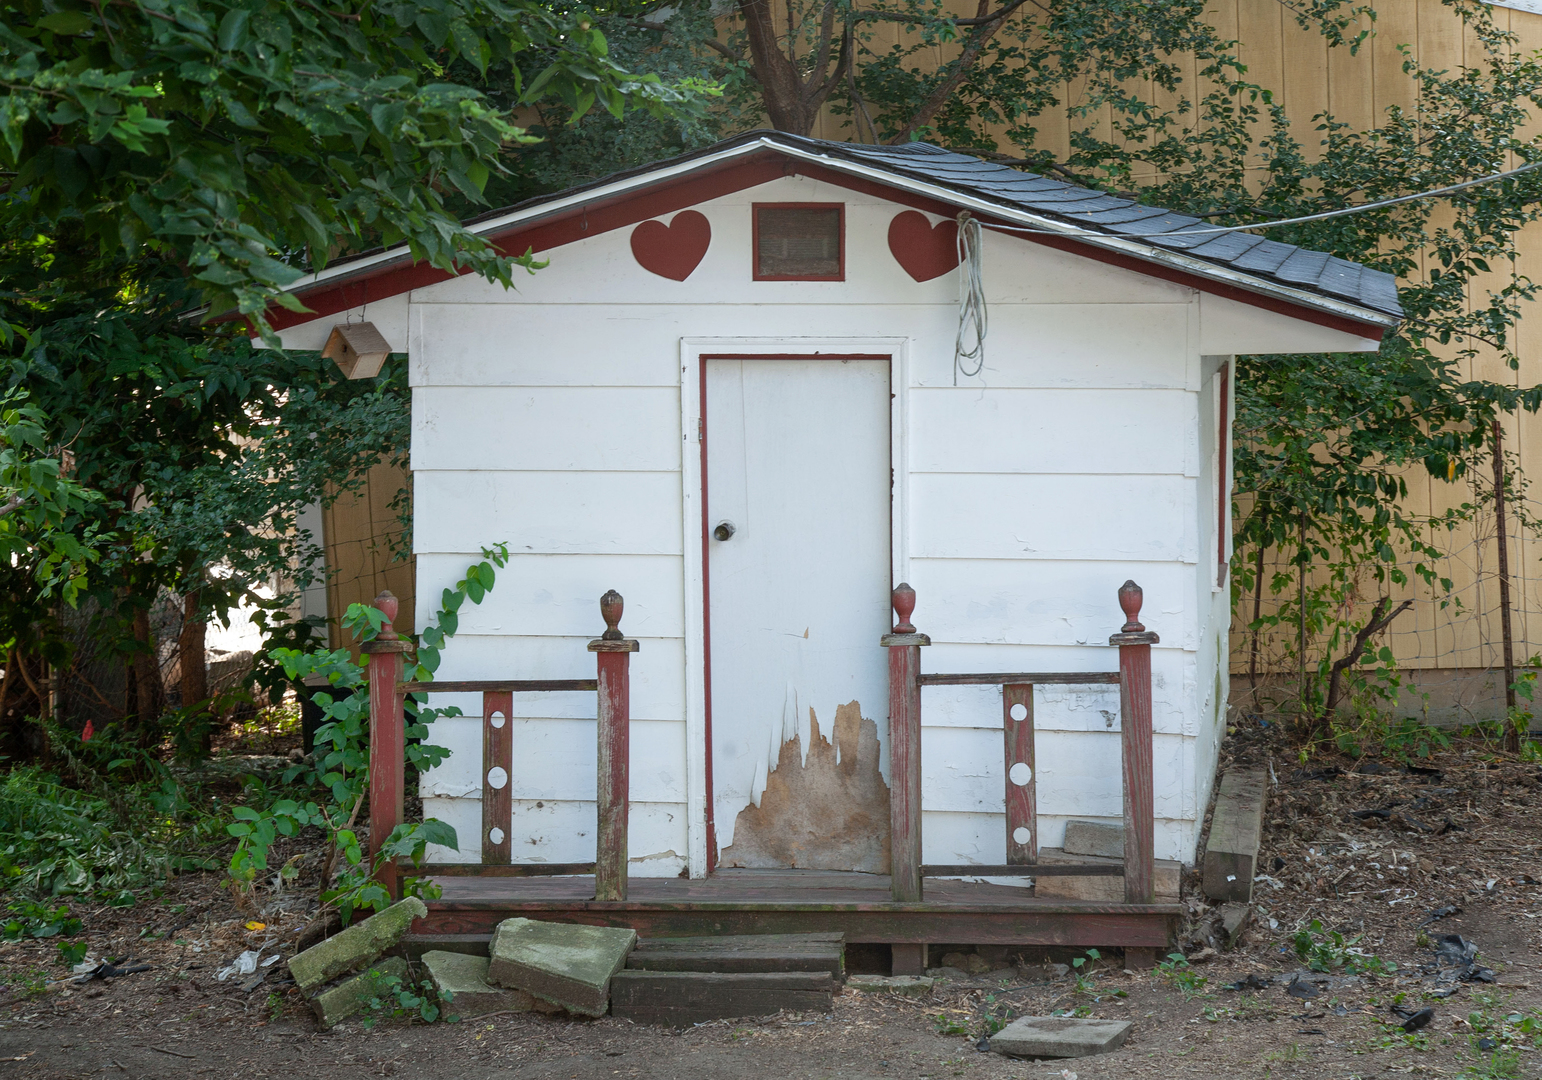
180,590 -> 209,709
738,0 -> 819,134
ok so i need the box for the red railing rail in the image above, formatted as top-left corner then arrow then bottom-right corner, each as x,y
882,581 -> 1158,906
364,589 -> 638,901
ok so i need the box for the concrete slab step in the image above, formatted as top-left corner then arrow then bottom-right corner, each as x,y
626,932 -> 844,980
611,970 -> 834,1026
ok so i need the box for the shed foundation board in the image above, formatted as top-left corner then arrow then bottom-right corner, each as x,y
627,932 -> 844,980
1202,768 -> 1267,903
611,969 -> 835,1025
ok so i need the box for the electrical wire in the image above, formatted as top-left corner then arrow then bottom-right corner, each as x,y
980,158 -> 1542,241
954,211 -> 987,382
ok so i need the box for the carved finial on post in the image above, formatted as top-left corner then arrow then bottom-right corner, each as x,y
600,589 -> 625,641
892,583 -> 917,634
1118,580 -> 1144,634
375,590 -> 399,640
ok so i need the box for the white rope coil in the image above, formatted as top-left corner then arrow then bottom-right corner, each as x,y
954,211 -> 987,383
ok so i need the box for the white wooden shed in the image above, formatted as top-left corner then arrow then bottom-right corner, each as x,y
271,133 -> 1398,948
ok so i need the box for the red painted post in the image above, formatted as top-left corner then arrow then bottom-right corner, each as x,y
482,690 -> 513,865
1109,581 -> 1158,905
1003,684 -> 1036,866
883,583 -> 929,904
362,591 -> 414,898
589,590 -> 638,902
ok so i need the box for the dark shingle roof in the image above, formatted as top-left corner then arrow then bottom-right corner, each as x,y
778,134 -> 1401,320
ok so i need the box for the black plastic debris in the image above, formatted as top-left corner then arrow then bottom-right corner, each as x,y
1292,767 -> 1344,782
1421,905 -> 1461,926
1297,1028 -> 1326,1035
1406,765 -> 1443,781
1394,812 -> 1431,832
1286,977 -> 1321,1000
1428,988 -> 1459,999
1401,1008 -> 1434,1033
71,959 -> 151,985
1332,1004 -> 1351,1016
1227,974 -> 1271,992
974,1037 -> 991,1054
1431,934 -> 1496,983
1477,1037 -> 1497,1051
1358,761 -> 1393,775
1272,857 -> 1286,871
1435,817 -> 1463,835
1352,808 -> 1394,820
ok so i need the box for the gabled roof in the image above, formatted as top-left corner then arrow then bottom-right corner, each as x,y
277,130 -> 1400,336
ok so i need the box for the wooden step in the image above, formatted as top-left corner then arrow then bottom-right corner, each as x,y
625,932 -> 844,980
611,970 -> 834,1026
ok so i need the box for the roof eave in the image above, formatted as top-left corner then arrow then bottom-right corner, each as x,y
285,134 -> 1399,332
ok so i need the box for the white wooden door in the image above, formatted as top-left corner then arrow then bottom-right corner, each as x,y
705,356 -> 892,869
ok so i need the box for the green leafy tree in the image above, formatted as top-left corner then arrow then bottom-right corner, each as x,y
0,0 -> 702,334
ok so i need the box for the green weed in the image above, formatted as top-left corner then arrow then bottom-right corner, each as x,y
933,1013 -> 971,1037
1156,952 -> 1209,999
55,940 -> 87,966
2,900 -> 80,939
1292,919 -> 1396,975
359,970 -> 448,1027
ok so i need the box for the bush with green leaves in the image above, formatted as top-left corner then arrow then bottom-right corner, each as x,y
227,545 -> 509,922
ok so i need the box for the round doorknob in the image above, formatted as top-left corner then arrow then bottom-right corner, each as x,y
714,521 -> 736,542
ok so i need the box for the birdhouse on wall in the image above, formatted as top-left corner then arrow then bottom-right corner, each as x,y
322,322 -> 393,380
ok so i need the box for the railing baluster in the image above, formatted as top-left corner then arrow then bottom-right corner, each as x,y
1003,683 -> 1036,866
589,590 -> 638,902
482,690 -> 513,865
1110,580 -> 1158,905
882,583 -> 929,905
363,590 -> 413,898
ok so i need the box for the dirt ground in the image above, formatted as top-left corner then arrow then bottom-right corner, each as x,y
2,723 -> 1540,1079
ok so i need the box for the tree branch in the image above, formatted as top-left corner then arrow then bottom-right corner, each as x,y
851,1 -> 1045,24
622,18 -> 746,62
886,0 -> 1033,144
1318,596 -> 1414,725
0,494 -> 24,518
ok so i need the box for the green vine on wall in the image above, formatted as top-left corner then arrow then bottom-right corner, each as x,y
226,543 -> 510,923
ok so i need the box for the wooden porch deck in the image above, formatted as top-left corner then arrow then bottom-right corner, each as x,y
415,868 -> 1181,948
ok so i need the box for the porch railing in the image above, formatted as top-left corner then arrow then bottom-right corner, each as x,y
883,580 -> 1158,905
364,589 -> 638,901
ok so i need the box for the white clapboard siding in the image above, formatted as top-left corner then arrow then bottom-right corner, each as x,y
415,554 -> 684,640
410,304 -> 686,388
426,636 -> 686,721
910,473 -> 1196,562
420,796 -> 687,874
923,809 -> 1199,866
908,388 -> 1196,476
908,558 -> 1196,648
921,675 -> 1195,735
414,471 -> 683,556
412,386 -> 682,473
908,304 -> 1192,389
420,716 -> 685,803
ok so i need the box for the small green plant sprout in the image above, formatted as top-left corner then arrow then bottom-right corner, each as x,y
1156,952 -> 1209,1000
1382,717 -> 1452,762
933,1012 -> 971,1037
55,940 -> 88,966
3,901 -> 82,941
1292,919 -> 1396,975
360,969 -> 446,1028
267,990 -> 285,1023
1070,948 -> 1101,994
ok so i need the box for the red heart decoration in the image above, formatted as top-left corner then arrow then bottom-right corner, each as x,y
888,211 -> 960,282
630,210 -> 711,281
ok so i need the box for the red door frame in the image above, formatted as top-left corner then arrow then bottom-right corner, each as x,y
698,352 -> 894,872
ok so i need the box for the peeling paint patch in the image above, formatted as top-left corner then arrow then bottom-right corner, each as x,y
720,701 -> 891,873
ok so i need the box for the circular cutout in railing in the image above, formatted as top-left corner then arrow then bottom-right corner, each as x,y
489,827 -> 506,845
1012,826 -> 1031,845
486,766 -> 509,790
1009,702 -> 1028,722
1008,762 -> 1032,786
